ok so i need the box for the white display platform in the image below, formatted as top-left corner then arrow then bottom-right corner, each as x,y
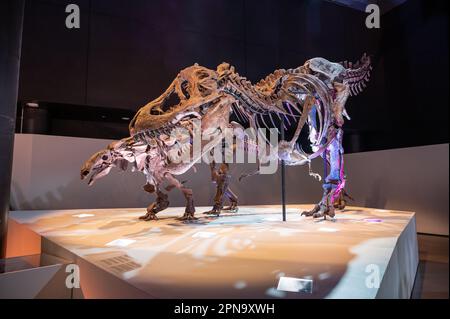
9,205 -> 419,299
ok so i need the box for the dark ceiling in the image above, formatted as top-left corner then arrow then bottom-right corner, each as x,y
17,0 -> 449,152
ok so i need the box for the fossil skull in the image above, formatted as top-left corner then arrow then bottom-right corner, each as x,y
129,64 -> 223,135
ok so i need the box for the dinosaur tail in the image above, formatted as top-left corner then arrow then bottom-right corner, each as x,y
341,53 -> 372,96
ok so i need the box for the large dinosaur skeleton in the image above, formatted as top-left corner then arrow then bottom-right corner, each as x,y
81,54 -> 371,220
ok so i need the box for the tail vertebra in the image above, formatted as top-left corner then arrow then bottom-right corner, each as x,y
341,53 -> 372,96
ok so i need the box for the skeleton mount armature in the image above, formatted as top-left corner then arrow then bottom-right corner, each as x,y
81,54 -> 372,221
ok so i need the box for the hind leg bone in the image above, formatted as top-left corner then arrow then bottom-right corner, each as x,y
165,174 -> 197,221
139,183 -> 169,221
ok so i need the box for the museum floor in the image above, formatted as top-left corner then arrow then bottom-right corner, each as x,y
412,234 -> 449,299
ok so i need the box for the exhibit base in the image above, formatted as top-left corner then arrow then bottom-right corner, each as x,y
8,205 -> 418,299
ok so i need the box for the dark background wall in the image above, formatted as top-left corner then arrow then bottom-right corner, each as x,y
17,0 -> 449,151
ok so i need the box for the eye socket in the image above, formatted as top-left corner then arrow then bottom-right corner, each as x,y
197,71 -> 209,80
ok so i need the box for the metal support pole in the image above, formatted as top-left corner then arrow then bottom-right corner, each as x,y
0,0 -> 25,258
280,123 -> 286,222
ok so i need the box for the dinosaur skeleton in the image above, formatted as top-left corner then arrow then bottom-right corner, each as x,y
81,54 -> 371,220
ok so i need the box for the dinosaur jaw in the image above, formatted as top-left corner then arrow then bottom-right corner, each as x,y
86,166 -> 112,186
130,93 -> 223,135
130,94 -> 232,145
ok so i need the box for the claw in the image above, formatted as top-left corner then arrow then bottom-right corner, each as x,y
203,209 -> 221,216
139,211 -> 158,221
178,213 -> 198,222
313,211 -> 326,219
223,206 -> 238,213
333,189 -> 353,210
302,203 -> 335,219
204,203 -> 222,215
301,204 -> 320,216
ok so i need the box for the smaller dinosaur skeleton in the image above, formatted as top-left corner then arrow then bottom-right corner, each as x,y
81,54 -> 371,220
